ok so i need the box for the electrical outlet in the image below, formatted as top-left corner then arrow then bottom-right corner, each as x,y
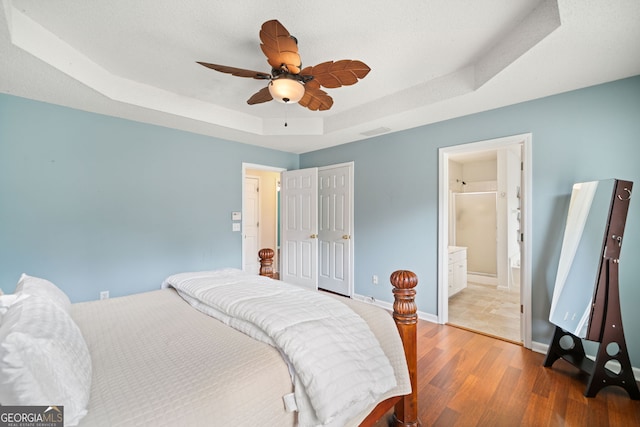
100,291 -> 109,300
372,275 -> 379,285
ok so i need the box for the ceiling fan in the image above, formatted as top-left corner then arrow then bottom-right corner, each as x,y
197,19 -> 371,111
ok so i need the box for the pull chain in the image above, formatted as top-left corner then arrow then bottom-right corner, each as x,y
284,102 -> 288,127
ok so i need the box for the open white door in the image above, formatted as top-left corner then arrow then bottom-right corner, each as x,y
280,168 -> 318,289
318,164 -> 353,296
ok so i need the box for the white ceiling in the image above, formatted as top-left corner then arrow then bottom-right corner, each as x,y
1,0 -> 639,154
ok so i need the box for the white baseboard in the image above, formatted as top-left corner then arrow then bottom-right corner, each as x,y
530,340 -> 549,355
352,293 -> 389,308
352,293 -> 438,323
418,310 -> 439,324
467,273 -> 497,286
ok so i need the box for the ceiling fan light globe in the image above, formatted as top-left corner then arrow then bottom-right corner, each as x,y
269,78 -> 305,104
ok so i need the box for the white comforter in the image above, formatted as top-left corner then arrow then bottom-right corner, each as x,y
162,269 -> 397,427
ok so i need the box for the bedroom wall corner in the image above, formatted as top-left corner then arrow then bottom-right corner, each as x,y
0,94 -> 298,301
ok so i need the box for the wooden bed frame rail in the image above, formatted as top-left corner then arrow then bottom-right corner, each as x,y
258,249 -> 420,427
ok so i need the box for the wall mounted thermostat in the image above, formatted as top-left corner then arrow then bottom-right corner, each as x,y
232,211 -> 241,220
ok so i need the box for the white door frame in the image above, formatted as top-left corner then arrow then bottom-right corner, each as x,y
242,163 -> 286,272
243,174 -> 261,274
438,133 -> 533,349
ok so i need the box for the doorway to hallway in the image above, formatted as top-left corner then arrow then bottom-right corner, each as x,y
242,163 -> 284,276
241,162 -> 354,297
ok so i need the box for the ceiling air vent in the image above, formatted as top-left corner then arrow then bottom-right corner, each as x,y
360,127 -> 391,137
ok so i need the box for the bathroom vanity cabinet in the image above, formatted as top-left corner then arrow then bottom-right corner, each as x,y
448,246 -> 467,297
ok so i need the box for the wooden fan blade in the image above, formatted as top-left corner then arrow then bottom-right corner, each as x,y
299,86 -> 333,111
301,60 -> 370,89
247,86 -> 273,105
303,79 -> 320,91
259,20 -> 301,74
197,62 -> 271,79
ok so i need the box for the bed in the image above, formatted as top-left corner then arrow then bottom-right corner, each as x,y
0,252 -> 420,427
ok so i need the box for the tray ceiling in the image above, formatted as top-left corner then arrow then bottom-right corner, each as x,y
1,0 -> 639,153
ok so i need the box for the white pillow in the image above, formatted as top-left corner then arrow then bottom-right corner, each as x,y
0,295 -> 91,426
14,274 -> 71,312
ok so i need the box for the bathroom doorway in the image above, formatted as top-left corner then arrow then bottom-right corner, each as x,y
438,134 -> 532,348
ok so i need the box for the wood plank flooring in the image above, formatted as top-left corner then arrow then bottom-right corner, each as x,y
389,320 -> 640,426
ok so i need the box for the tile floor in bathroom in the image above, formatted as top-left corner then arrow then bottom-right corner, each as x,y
447,281 -> 521,343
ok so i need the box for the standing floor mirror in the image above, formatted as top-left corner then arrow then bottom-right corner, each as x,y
543,178 -> 639,399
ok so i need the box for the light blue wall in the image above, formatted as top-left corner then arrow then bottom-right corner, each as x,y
1,76 -> 639,366
300,76 -> 640,365
0,95 -> 298,302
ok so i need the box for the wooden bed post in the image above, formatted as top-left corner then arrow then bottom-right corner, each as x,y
390,270 -> 421,427
258,248 -> 274,278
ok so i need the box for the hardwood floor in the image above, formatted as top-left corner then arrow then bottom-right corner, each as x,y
399,320 -> 640,426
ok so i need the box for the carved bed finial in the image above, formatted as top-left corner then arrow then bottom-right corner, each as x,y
258,248 -> 275,278
389,270 -> 421,427
390,270 -> 419,325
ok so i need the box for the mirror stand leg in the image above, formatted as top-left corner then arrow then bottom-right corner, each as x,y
543,326 -> 587,368
584,300 -> 640,399
544,324 -> 640,399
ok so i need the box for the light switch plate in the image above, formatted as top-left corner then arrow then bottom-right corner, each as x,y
232,223 -> 241,232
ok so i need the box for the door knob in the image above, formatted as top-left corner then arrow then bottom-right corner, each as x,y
342,235 -> 351,240
310,234 -> 318,239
